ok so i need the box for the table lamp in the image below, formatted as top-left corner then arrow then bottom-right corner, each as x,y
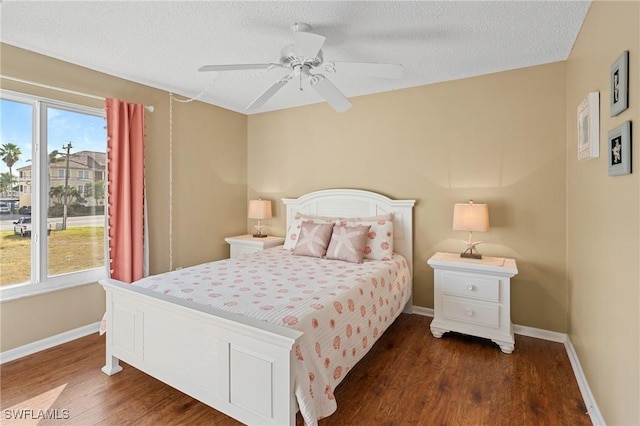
453,200 -> 489,259
248,199 -> 272,238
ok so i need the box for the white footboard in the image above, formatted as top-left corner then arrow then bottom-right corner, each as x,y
100,279 -> 303,426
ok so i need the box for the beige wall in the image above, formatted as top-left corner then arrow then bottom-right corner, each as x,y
0,284 -> 105,349
248,62 -> 568,332
2,4 -> 639,422
0,44 -> 247,351
566,2 -> 639,424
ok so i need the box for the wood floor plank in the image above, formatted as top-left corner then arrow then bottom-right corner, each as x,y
1,314 -> 590,425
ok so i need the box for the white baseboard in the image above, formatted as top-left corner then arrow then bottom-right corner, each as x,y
411,305 -> 604,425
512,323 -> 567,343
411,305 -> 433,317
564,338 -> 606,425
0,321 -> 100,364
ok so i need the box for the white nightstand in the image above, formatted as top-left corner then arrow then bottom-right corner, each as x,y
427,252 -> 518,354
224,234 -> 285,258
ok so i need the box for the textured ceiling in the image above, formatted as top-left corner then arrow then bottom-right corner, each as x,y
1,1 -> 590,114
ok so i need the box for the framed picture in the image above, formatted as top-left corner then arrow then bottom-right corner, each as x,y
608,121 -> 632,176
610,51 -> 629,117
577,92 -> 599,161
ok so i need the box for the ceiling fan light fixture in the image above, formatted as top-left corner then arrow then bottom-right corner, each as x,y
198,21 -> 401,113
291,22 -> 312,33
308,73 -> 322,85
309,74 -> 352,113
280,45 -> 323,67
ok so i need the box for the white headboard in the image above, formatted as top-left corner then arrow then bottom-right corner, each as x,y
281,189 -> 416,273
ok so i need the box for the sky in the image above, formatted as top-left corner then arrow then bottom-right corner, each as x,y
0,98 -> 106,175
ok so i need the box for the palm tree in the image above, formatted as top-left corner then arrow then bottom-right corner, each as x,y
49,185 -> 65,205
0,143 -> 21,211
0,172 -> 12,196
65,187 -> 84,206
49,149 -> 64,165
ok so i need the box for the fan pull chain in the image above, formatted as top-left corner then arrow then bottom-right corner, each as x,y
168,92 -> 174,271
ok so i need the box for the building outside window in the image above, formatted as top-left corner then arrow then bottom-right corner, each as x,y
0,91 -> 107,298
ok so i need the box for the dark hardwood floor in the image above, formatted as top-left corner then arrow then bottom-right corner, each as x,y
1,314 -> 590,425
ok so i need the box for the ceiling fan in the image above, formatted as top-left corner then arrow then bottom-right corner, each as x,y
198,22 -> 404,113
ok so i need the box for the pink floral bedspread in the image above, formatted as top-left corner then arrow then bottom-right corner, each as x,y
132,247 -> 411,425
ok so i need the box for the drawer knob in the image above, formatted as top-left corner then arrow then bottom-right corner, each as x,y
465,309 -> 474,316
466,284 -> 474,291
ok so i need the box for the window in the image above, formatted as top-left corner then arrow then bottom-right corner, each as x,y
0,91 -> 107,300
78,183 -> 91,195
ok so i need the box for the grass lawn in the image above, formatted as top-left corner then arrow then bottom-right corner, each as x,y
0,227 -> 105,286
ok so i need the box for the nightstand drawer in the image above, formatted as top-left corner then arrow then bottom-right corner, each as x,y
230,245 -> 259,257
225,235 -> 285,259
442,271 -> 500,302
442,297 -> 500,328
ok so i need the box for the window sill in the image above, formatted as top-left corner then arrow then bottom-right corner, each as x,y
0,268 -> 106,303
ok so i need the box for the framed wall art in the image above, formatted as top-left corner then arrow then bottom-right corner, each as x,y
577,92 -> 599,161
610,51 -> 629,117
608,121 -> 632,176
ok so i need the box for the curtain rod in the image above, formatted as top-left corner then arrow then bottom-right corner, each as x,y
0,74 -> 154,112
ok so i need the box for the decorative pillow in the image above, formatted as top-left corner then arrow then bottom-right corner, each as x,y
342,217 -> 394,261
283,213 -> 338,250
292,221 -> 334,258
326,225 -> 370,263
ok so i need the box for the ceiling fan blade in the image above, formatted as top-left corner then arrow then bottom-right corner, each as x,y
198,63 -> 282,72
246,76 -> 291,111
309,74 -> 352,113
293,31 -> 326,59
325,62 -> 404,79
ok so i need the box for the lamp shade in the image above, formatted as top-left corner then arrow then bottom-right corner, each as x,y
248,199 -> 272,220
452,201 -> 489,232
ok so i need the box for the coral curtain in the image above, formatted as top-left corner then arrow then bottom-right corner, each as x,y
105,98 -> 147,283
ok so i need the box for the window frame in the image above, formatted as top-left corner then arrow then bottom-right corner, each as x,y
0,90 -> 108,302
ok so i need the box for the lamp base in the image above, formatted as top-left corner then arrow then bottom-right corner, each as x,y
252,233 -> 267,238
460,252 -> 482,259
460,235 -> 483,259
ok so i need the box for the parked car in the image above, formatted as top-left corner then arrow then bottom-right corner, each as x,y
0,205 -> 10,214
13,217 -> 52,237
18,205 -> 31,215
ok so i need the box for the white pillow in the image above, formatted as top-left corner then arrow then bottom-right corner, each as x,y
340,214 -> 394,261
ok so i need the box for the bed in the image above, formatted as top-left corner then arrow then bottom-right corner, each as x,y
100,189 -> 415,425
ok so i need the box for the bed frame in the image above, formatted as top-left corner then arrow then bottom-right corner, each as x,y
100,189 -> 415,425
